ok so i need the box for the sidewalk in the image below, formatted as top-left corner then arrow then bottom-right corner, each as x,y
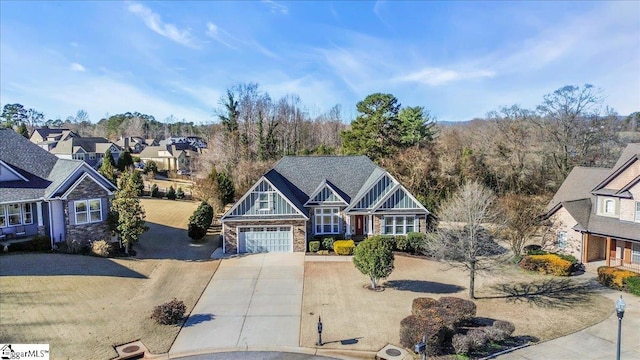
497,289 -> 640,360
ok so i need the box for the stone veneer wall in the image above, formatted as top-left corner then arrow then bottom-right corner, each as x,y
64,176 -> 111,248
223,219 -> 307,253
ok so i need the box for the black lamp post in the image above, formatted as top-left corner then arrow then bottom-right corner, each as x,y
616,295 -> 626,360
414,335 -> 427,360
317,316 -> 323,346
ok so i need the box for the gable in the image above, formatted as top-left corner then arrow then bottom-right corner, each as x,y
305,181 -> 348,206
63,174 -> 110,200
376,187 -> 423,211
604,158 -> 640,191
48,163 -> 116,199
226,178 -> 306,218
350,173 -> 395,209
0,160 -> 28,182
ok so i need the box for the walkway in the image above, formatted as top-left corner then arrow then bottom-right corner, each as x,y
169,253 -> 305,357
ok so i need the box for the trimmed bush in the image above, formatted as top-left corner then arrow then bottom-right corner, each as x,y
519,254 -> 572,276
407,232 -> 426,254
527,249 -> 548,255
30,235 -> 52,252
555,253 -> 578,264
524,244 -> 542,253
322,237 -> 335,251
493,320 -> 516,336
624,276 -> 640,296
411,297 -> 439,317
597,266 -> 640,290
334,240 -> 355,255
452,333 -> 472,355
151,298 -> 186,325
399,315 -> 449,355
90,240 -> 111,257
188,201 -> 214,241
467,329 -> 488,350
395,235 -> 408,251
438,297 -> 477,323
309,241 -> 320,253
166,186 -> 176,200
484,326 -> 507,342
151,184 -> 159,198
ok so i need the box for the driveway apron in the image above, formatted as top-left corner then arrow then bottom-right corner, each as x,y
170,253 -> 305,356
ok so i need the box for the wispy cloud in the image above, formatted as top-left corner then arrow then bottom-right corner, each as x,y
69,62 -> 86,72
205,22 -> 237,49
261,0 -> 288,15
394,67 -> 495,86
127,2 -> 198,48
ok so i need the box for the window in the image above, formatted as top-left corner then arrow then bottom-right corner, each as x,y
0,205 -> 5,227
75,199 -> 102,224
635,202 -> 640,222
632,243 -> 640,264
22,203 -> 33,224
7,204 -> 21,225
73,153 -> 85,160
383,216 -> 416,235
89,153 -> 96,160
314,208 -> 340,234
605,199 -> 615,214
256,192 -> 272,211
557,231 -> 567,249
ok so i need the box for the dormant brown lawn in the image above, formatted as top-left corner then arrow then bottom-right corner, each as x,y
0,198 -> 219,360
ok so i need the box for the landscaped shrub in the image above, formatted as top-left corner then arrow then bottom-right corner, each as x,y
166,186 -> 176,200
624,276 -> 640,296
555,253 -> 578,264
395,235 -> 408,251
527,249 -> 547,255
524,244 -> 542,253
188,201 -> 214,241
466,329 -> 488,350
452,333 -> 472,355
90,240 -> 111,257
407,232 -> 426,254
334,240 -> 355,255
438,297 -> 477,323
176,187 -> 185,199
30,235 -> 51,252
411,297 -> 439,317
151,298 -> 186,325
493,320 -> 516,336
309,241 -> 320,253
597,266 -> 639,290
322,237 -> 335,251
151,184 -> 159,198
399,315 -> 449,355
483,325 -> 507,342
519,254 -> 572,276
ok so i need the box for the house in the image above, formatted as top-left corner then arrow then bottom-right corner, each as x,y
115,136 -> 147,154
220,156 -> 430,254
29,127 -> 78,151
138,144 -> 193,172
545,143 -> 640,272
49,137 -> 121,168
0,129 -> 118,249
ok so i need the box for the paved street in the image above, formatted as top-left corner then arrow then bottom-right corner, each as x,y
169,253 -> 305,357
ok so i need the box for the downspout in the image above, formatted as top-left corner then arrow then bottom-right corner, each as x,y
221,222 -> 226,254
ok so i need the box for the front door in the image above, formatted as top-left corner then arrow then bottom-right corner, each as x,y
355,215 -> 364,235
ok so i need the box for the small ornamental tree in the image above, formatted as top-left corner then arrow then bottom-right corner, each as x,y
167,186 -> 176,200
150,184 -> 159,198
129,169 -> 144,196
143,160 -> 158,177
188,201 -> 214,240
110,170 -> 149,253
99,149 -> 117,185
353,235 -> 395,289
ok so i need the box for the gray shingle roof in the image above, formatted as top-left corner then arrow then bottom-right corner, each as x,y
546,167 -> 610,212
50,137 -> 113,154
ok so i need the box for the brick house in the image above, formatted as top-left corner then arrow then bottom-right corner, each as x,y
545,143 -> 640,272
221,156 -> 430,254
0,129 -> 118,249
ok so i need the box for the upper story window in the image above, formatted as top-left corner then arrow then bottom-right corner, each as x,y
256,192 -> 273,211
89,153 -> 96,160
598,197 -> 618,217
605,199 -> 615,214
75,199 -> 102,224
314,208 -> 340,234
73,153 -> 85,160
635,202 -> 640,223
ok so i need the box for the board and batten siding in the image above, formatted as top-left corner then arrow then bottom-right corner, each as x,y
229,179 -> 298,216
378,187 -> 421,210
310,186 -> 342,203
352,174 -> 394,209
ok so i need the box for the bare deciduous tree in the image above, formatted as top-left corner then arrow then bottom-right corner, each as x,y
429,181 -> 503,299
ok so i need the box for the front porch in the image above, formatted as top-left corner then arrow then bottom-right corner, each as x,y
584,234 -> 640,273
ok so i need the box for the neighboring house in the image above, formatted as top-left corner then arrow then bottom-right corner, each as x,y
49,137 -> 121,168
138,144 -> 192,172
0,129 -> 118,249
545,143 -> 640,272
115,136 -> 147,154
29,127 -> 78,151
221,156 -> 430,254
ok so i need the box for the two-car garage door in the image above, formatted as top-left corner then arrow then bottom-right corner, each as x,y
238,226 -> 293,253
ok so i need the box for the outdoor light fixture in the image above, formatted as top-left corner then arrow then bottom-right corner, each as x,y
414,335 -> 427,360
317,316 -> 323,346
616,295 -> 626,360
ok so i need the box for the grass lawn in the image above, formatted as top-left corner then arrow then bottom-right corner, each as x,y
0,198 -> 219,360
300,254 -> 612,354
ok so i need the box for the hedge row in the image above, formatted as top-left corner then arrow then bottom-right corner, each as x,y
519,254 -> 573,276
597,266 -> 640,295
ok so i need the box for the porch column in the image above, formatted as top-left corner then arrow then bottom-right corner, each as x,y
606,237 -> 611,267
344,215 -> 351,237
36,202 -> 45,236
624,242 -> 632,264
582,233 -> 589,264
368,214 -> 373,235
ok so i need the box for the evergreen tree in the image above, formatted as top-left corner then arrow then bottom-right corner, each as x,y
217,171 -> 235,206
18,123 -> 29,138
188,201 -> 214,240
117,149 -> 134,171
99,149 -> 117,185
110,170 -> 148,253
167,186 -> 177,200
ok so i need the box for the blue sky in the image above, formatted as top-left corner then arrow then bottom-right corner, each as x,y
1,1 -> 638,124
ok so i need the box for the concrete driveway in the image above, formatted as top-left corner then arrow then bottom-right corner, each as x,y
169,253 -> 305,357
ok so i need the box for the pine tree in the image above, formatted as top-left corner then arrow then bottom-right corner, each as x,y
110,170 -> 148,253
99,149 -> 117,185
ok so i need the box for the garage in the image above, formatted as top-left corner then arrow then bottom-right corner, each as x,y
237,226 -> 293,253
